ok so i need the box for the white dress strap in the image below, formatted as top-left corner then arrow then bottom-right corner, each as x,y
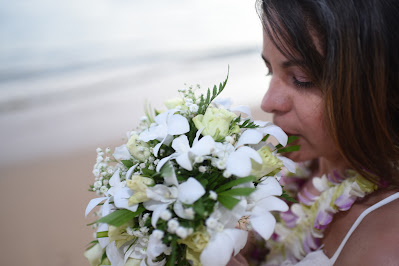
330,192 -> 399,264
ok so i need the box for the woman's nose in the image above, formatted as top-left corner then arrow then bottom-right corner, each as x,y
261,77 -> 291,114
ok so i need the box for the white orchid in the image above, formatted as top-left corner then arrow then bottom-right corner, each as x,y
139,109 -> 190,156
156,130 -> 215,172
247,177 -> 289,240
200,200 -> 248,266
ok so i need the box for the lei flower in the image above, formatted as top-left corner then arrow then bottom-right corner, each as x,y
265,166 -> 378,265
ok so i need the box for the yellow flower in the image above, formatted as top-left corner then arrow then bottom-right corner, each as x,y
84,243 -> 103,266
127,175 -> 155,205
178,226 -> 209,252
178,227 -> 210,266
193,107 -> 239,141
127,134 -> 151,162
251,146 -> 283,178
108,222 -> 136,249
164,98 -> 185,109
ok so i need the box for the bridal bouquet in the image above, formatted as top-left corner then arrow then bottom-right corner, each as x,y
85,71 -> 297,266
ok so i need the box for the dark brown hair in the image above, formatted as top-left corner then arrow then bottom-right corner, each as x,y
257,0 -> 399,186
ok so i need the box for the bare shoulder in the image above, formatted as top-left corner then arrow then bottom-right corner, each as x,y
335,193 -> 399,265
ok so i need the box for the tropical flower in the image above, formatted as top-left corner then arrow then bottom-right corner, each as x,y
193,107 -> 239,141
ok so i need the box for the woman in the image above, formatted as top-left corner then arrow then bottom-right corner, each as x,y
231,0 -> 399,265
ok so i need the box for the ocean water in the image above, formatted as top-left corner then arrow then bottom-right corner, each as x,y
0,0 -> 263,112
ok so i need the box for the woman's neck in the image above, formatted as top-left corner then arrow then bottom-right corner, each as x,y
315,157 -> 349,177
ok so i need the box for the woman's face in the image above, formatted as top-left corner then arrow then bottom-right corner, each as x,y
261,31 -> 339,163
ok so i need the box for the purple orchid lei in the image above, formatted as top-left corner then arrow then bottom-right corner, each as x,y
263,163 -> 378,265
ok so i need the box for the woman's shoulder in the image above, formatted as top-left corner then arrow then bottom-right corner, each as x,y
336,190 -> 399,265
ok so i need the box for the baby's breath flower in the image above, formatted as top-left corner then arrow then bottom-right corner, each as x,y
167,219 -> 179,233
176,227 -> 188,239
223,170 -> 232,178
92,169 -> 100,177
206,217 -> 218,229
100,186 -> 108,194
153,230 -> 164,240
94,181 -> 102,189
194,156 -> 204,163
189,104 -> 199,113
216,160 -> 226,170
209,191 -> 217,200
161,210 -> 172,221
96,156 -> 103,163
198,166 -> 207,173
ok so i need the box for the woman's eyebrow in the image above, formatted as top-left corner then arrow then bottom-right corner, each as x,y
261,54 -> 305,68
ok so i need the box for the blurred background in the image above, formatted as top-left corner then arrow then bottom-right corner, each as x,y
0,0 -> 271,265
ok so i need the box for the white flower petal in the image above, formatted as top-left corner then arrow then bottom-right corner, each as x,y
254,196 -> 288,212
238,146 -> 262,163
175,153 -> 193,171
155,155 -> 173,173
178,177 -> 205,204
226,150 -> 252,177
167,114 -> 190,135
231,105 -> 252,117
126,164 -> 139,180
85,197 -> 107,216
106,241 -> 124,266
102,199 -> 112,217
200,232 -> 234,266
147,230 -> 169,259
191,135 -> 215,156
235,129 -> 263,148
213,97 -> 233,109
277,155 -> 296,173
171,135 -> 190,153
224,228 -> 248,256
108,169 -> 121,189
173,201 -> 194,220
154,111 -> 169,125
262,125 -> 288,146
114,187 -> 139,212
251,177 -> 282,201
148,203 -> 169,228
250,212 -> 276,240
113,145 -> 131,160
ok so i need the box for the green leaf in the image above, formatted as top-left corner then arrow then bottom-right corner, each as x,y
96,206 -> 145,227
166,236 -> 178,266
142,168 -> 156,176
215,176 -> 256,193
217,195 -> 240,210
218,187 -> 256,197
96,231 -> 108,238
281,191 -> 297,203
193,200 -> 205,216
277,145 -> 301,153
287,135 -> 299,144
261,134 -> 270,142
86,240 -> 99,250
121,160 -> 134,168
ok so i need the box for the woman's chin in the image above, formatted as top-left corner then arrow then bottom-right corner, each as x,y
283,151 -> 313,163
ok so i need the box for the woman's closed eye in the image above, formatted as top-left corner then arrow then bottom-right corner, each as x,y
292,75 -> 315,89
